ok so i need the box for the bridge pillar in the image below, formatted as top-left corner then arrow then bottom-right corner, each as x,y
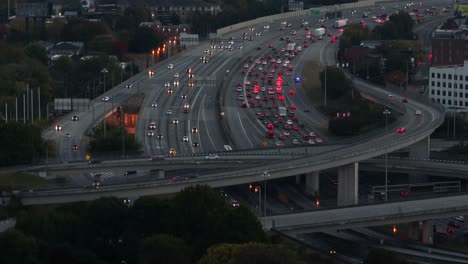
337,163 -> 359,206
409,136 -> 430,183
422,220 -> 433,245
305,172 -> 319,195
407,222 -> 420,241
295,174 -> 302,185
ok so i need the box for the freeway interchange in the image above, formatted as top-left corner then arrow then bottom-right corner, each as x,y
31,0 -> 449,201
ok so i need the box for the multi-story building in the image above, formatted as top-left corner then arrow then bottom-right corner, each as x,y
431,29 -> 467,67
429,61 -> 468,111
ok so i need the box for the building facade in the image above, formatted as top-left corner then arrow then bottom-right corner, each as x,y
429,61 -> 468,111
431,29 -> 467,67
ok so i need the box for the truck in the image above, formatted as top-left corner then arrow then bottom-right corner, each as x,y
334,19 -> 348,28
286,42 -> 296,51
296,45 -> 302,52
314,28 -> 325,36
278,106 -> 287,117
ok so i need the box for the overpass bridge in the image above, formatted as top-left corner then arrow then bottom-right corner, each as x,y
265,194 -> 468,244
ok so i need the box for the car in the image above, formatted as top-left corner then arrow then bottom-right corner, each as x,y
449,221 -> 462,228
148,70 -> 155,76
309,132 -> 316,137
182,136 -> 189,142
169,148 -> 177,156
168,64 -> 174,69
455,216 -> 465,222
149,122 -> 156,130
72,145 -> 79,151
244,64 -> 249,68
447,226 -> 454,233
151,102 -> 158,107
397,127 -> 406,133
293,126 -> 300,131
102,96 -> 110,102
315,137 -> 323,143
166,110 -> 172,115
192,141 -> 199,147
72,115 -> 79,121
172,119 -> 179,125
205,154 -> 219,160
304,108 -> 311,112
287,120 -> 293,125
174,73 -> 179,78
157,134 -> 163,139
88,159 -> 101,164
151,155 -> 165,161
283,131 -> 290,136
388,94 -> 394,99
148,131 -> 154,137
292,139 -> 300,145
415,110 -> 422,115
192,127 -> 198,133
65,133 -> 71,138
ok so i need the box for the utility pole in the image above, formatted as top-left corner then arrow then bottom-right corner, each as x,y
38,87 -> 41,120
23,94 -> 26,124
15,97 -> 18,122
31,89 -> 34,123
324,65 -> 327,106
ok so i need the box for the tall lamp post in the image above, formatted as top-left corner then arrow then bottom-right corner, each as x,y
383,109 -> 391,201
254,186 -> 261,218
263,171 -> 270,222
101,68 -> 108,93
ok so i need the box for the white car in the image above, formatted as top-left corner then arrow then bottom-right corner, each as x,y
168,64 -> 174,69
182,136 -> 189,142
204,154 -> 219,160
102,96 -> 110,101
172,119 -> 179,125
292,139 -> 300,145
264,25 -> 270,29
147,131 -> 154,137
174,73 -> 179,78
415,110 -> 422,115
151,102 -> 158,107
455,216 -> 465,222
166,110 -> 172,115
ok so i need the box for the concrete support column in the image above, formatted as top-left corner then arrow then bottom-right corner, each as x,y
422,220 -> 434,245
409,136 -> 430,183
295,174 -> 302,185
337,163 -> 359,206
305,172 -> 319,196
407,222 -> 420,241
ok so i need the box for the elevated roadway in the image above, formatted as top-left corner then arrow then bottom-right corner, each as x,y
265,194 -> 468,234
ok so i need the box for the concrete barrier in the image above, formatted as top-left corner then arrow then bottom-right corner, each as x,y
216,0 -> 375,37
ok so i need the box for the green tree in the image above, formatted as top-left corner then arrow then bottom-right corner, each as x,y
0,229 -> 39,264
88,123 -> 142,154
319,66 -> 351,100
372,12 -> 414,40
129,27 -> 161,53
130,196 -> 172,235
24,44 -> 48,65
139,234 -> 191,264
0,123 -> 45,166
339,24 -> 369,50
199,243 -> 306,264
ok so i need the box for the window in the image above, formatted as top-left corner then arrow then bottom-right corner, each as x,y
448,100 -> 452,105
443,73 -> 446,79
432,73 -> 435,78
465,76 -> 468,81
437,90 -> 441,95
455,83 -> 458,88
431,81 -> 435,86
449,74 -> 452,79
454,92 -> 458,97
438,73 -> 441,78
448,91 -> 452,96
437,98 -> 440,103
466,102 -> 468,107
460,93 -> 463,98
443,99 -> 446,104
448,83 -> 452,88
466,93 -> 468,98
461,101 -> 464,106
431,90 -> 435,95
455,100 -> 458,106
455,75 -> 458,80
460,75 -> 463,80
443,82 -> 446,88
443,91 -> 446,96
466,84 -> 468,90
437,82 -> 441,87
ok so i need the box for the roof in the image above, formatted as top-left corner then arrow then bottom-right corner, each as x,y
51,42 -> 83,51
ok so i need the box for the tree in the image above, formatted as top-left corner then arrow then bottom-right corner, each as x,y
199,243 -> 306,264
43,243 -> 105,264
130,196 -> 172,235
88,123 -> 142,154
24,44 -> 48,65
0,229 -> 39,264
129,27 -> 161,53
0,123 -> 45,166
139,234 -> 191,264
319,66 -> 351,100
339,24 -> 369,50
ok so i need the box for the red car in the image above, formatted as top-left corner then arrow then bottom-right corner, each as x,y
397,127 -> 406,134
402,98 -> 408,103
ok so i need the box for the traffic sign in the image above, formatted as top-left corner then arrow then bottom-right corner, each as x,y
311,9 -> 320,15
85,154 -> 91,161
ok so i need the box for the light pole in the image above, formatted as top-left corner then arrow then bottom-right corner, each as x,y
324,65 -> 327,106
383,109 -> 391,201
263,171 -> 270,221
101,68 -> 108,92
255,186 -> 261,218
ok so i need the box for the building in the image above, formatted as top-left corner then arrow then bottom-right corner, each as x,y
431,29 -> 468,67
429,61 -> 468,111
49,41 -> 84,56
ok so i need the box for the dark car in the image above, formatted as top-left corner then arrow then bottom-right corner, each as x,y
449,221 -> 462,228
88,159 -> 101,164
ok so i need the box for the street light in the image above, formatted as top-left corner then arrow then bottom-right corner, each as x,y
254,186 -> 261,218
383,108 -> 391,201
101,68 -> 108,92
262,171 -> 270,222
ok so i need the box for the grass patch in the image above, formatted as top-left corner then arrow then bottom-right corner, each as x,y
0,172 -> 49,191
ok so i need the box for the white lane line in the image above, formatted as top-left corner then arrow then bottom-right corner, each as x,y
201,94 -> 217,150
188,119 -> 195,153
237,111 -> 254,148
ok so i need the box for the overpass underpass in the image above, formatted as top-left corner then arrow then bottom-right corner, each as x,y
265,194 -> 468,245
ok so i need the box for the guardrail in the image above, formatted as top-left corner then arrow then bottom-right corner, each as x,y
216,0 -> 376,37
